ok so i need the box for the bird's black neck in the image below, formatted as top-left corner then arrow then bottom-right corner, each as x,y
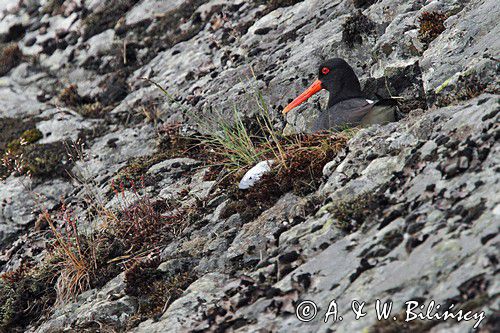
326,80 -> 364,107
323,64 -> 364,107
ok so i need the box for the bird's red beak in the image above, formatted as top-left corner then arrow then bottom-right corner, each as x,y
282,79 -> 323,114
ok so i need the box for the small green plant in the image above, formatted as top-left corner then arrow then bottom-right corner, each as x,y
198,108 -> 264,172
5,128 -> 43,153
144,77 -> 269,173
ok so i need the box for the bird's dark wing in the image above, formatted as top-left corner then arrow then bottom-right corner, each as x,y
360,99 -> 397,126
311,98 -> 397,132
311,98 -> 372,132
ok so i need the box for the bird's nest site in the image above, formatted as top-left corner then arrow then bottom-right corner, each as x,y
219,132 -> 351,222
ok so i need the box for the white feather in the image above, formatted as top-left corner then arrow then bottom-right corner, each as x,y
239,160 -> 275,190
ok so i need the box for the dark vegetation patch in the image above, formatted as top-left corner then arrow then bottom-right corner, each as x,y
0,263 -> 58,332
325,192 -> 389,233
434,74 -> 498,107
82,0 -> 141,40
124,259 -> 196,328
342,10 -> 376,47
418,11 -> 448,47
58,84 -> 109,118
0,43 -> 23,76
2,130 -> 72,180
352,0 -> 378,9
42,0 -> 65,15
362,62 -> 427,115
265,0 -> 304,11
0,118 -> 37,151
0,23 -> 26,43
109,190 -> 186,252
20,141 -> 73,179
0,126 -> 63,181
59,189 -> 188,293
58,84 -> 92,107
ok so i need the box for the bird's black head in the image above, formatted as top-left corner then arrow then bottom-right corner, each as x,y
318,58 -> 363,107
283,58 -> 364,114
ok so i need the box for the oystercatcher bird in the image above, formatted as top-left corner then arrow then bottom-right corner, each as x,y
283,58 -> 397,131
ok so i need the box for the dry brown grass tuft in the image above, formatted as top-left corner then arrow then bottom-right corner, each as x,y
109,179 -> 187,255
58,84 -> 87,107
41,204 -> 95,304
0,43 -> 23,76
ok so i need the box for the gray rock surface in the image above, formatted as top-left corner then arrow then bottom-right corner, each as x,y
31,273 -> 137,333
0,0 -> 498,332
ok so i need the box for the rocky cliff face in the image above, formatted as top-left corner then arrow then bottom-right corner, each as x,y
0,0 -> 498,332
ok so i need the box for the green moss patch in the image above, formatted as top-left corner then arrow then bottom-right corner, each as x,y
1,131 -> 74,181
0,118 -> 37,151
6,128 -> 43,154
1,124 -> 44,180
21,141 -> 72,179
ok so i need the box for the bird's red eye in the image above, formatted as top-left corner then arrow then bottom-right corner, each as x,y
322,67 -> 330,75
